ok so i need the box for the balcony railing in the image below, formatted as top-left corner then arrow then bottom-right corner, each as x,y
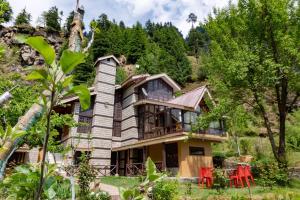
139,127 -> 225,140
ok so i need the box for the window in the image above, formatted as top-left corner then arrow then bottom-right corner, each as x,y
77,97 -> 94,133
189,147 -> 205,156
77,116 -> 92,133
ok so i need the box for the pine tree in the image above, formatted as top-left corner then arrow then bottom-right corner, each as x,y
42,6 -> 61,31
125,22 -> 148,63
0,0 -> 12,24
186,24 -> 209,58
14,8 -> 31,25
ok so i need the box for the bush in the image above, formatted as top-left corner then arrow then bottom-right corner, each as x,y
252,159 -> 289,187
212,168 -> 227,192
152,180 -> 179,200
78,154 -> 98,199
240,139 -> 251,155
88,191 -> 111,200
0,164 -> 71,200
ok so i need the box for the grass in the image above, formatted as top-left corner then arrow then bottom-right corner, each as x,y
100,176 -> 300,200
100,176 -> 140,188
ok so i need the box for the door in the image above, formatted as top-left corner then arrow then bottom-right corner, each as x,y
165,143 -> 178,168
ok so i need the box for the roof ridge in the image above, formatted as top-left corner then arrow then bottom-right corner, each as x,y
180,85 -> 206,97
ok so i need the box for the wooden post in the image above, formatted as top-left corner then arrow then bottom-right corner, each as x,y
162,143 -> 166,171
143,146 -> 147,163
116,151 -> 119,176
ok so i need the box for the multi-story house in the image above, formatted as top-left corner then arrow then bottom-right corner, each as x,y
15,55 -> 226,178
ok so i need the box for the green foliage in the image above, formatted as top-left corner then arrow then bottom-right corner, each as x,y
212,168 -> 227,192
240,139 -> 251,155
25,112 -> 76,151
73,52 -> 95,85
89,15 -> 191,86
201,0 -> 300,164
0,0 -> 12,24
78,154 -> 98,199
286,110 -> 300,151
26,36 -> 56,65
60,50 -> 85,74
186,24 -> 209,57
0,164 -> 71,200
252,159 -> 289,187
42,6 -> 62,31
152,181 -> 178,200
23,36 -> 90,110
120,157 -> 167,200
116,67 -> 128,85
14,8 -> 31,25
0,74 -> 39,127
88,191 -> 111,200
0,125 -> 26,150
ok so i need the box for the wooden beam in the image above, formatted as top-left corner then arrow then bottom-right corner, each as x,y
162,143 -> 166,171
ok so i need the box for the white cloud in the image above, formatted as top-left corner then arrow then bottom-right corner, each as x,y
6,0 -> 231,37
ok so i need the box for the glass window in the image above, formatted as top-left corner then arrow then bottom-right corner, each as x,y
209,121 -> 221,129
189,147 -> 205,156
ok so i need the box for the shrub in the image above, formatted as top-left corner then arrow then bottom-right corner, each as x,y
212,168 -> 227,192
0,164 -> 71,200
152,180 -> 179,200
240,139 -> 251,155
184,182 -> 192,196
78,154 -> 98,199
252,159 -> 289,187
89,191 -> 111,200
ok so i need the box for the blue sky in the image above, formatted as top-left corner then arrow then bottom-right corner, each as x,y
7,0 -> 230,36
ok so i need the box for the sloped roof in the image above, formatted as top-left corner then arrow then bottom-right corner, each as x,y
120,74 -> 150,89
168,86 -> 211,111
94,55 -> 120,66
134,73 -> 181,92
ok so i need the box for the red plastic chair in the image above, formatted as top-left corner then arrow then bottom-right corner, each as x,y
198,167 -> 213,188
244,165 -> 255,186
229,165 -> 245,188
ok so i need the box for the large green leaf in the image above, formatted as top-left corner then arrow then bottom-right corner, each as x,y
146,157 -> 156,178
26,69 -> 48,81
25,36 -> 55,65
70,85 -> 91,110
60,50 -> 85,74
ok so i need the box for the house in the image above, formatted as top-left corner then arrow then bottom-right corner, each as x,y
27,55 -> 227,178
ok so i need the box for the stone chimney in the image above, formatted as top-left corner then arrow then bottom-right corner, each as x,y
90,55 -> 119,167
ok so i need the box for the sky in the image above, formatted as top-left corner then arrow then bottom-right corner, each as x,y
7,0 -> 231,37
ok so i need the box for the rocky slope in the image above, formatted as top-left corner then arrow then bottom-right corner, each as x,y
0,25 -> 65,73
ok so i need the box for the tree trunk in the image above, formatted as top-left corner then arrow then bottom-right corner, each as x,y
253,91 -> 279,161
0,103 -> 43,180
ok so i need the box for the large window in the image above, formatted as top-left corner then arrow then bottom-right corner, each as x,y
138,79 -> 173,101
138,105 -> 183,139
77,98 -> 94,133
189,147 -> 205,156
113,90 -> 122,137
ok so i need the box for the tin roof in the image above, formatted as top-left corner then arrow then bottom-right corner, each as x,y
168,86 -> 209,110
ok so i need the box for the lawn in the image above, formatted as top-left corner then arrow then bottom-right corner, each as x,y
100,176 -> 300,200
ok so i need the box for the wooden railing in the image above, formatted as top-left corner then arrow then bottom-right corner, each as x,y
140,127 -> 225,140
126,162 -> 163,176
94,165 -> 117,177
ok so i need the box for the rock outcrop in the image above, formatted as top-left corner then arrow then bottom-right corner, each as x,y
0,25 -> 65,67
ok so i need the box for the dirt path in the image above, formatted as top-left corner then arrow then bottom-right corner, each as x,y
100,183 -> 120,200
